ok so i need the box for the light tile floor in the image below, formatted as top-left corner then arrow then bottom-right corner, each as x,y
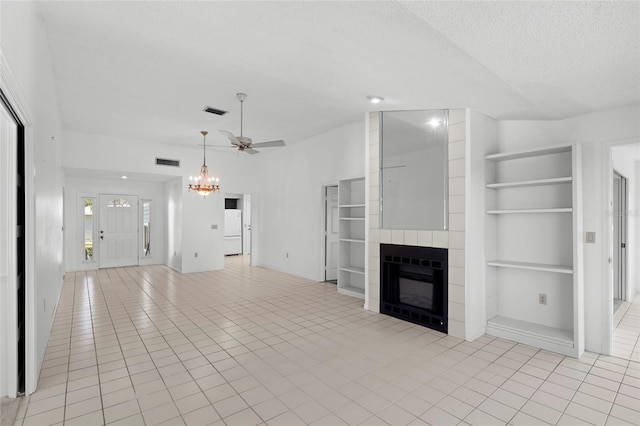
613,294 -> 640,361
13,257 -> 640,425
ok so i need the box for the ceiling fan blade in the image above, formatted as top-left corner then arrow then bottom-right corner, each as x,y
198,144 -> 233,148
251,140 -> 285,148
219,130 -> 240,146
245,148 -> 260,155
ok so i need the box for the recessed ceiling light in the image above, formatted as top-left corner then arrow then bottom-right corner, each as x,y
428,119 -> 441,128
121,175 -> 128,179
367,95 -> 384,104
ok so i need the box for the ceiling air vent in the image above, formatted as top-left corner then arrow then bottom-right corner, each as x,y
156,157 -> 180,167
203,106 -> 227,116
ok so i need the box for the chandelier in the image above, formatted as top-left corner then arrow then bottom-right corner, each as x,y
188,130 -> 220,197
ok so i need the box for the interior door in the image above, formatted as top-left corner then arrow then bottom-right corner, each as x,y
325,186 -> 339,281
99,194 -> 139,268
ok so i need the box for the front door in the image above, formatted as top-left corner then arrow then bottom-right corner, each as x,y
99,194 -> 139,268
325,186 -> 339,281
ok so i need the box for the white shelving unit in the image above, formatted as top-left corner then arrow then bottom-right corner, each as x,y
484,143 -> 583,357
337,177 -> 365,300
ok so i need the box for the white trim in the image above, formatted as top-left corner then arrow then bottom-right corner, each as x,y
1,46 -> 38,395
319,183 -> 338,282
25,126 -> 37,395
363,112 -> 370,311
0,104 -> 18,397
601,137 -> 640,356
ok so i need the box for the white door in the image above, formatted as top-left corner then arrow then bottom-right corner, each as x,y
325,186 -> 339,281
99,194 -> 139,268
243,195 -> 251,255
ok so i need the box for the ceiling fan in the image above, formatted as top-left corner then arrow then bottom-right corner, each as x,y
219,93 -> 285,155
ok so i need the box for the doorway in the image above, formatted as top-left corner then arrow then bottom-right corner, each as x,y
224,194 -> 252,259
612,171 -> 628,311
324,185 -> 339,282
98,194 -> 139,268
606,141 -> 640,359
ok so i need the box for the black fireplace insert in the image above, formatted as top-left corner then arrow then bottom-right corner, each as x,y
380,244 -> 448,333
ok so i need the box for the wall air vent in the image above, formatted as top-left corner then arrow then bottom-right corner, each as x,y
203,106 -> 227,116
155,158 -> 180,167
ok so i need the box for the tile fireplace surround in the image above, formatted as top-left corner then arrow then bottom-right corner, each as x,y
366,110 -> 467,339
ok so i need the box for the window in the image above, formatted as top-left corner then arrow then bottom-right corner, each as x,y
107,198 -> 131,208
142,200 -> 151,257
82,198 -> 95,261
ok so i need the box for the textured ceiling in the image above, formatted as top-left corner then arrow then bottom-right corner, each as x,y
35,1 -> 640,148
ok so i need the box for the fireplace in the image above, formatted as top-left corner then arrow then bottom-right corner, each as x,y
380,244 -> 448,333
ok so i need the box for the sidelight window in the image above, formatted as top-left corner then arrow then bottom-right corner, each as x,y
82,198 -> 96,261
142,200 -> 151,257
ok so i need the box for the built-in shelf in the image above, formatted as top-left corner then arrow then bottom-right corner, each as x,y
487,316 -> 574,348
339,238 -> 365,243
487,208 -> 572,214
487,260 -> 573,274
338,285 -> 365,299
485,144 -> 572,162
486,177 -> 572,189
338,177 -> 366,301
339,204 -> 366,208
484,142 -> 583,357
339,266 -> 365,275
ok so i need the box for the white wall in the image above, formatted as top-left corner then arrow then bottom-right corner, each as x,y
165,178 -> 183,272
0,1 -> 64,394
498,103 -> 640,353
63,176 -> 167,271
254,121 -> 365,281
611,145 -> 640,301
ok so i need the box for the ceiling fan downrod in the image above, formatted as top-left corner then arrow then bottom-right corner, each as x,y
237,92 -> 247,138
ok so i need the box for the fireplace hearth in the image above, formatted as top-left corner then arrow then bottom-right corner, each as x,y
380,244 -> 448,333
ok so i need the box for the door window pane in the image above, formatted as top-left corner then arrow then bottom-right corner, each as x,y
142,200 -> 151,257
107,198 -> 130,208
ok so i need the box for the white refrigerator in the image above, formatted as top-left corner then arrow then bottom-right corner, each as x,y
224,209 -> 242,255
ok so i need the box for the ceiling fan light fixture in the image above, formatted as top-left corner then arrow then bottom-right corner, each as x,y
368,95 -> 384,104
188,130 -> 220,197
218,93 -> 286,155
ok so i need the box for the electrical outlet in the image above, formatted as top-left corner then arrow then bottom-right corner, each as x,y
539,294 -> 547,305
194,252 -> 198,258
211,224 -> 218,230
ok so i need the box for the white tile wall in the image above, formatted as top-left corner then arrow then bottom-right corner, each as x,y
367,110 -> 467,339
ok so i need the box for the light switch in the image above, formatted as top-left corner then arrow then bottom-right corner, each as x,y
585,232 -> 596,244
